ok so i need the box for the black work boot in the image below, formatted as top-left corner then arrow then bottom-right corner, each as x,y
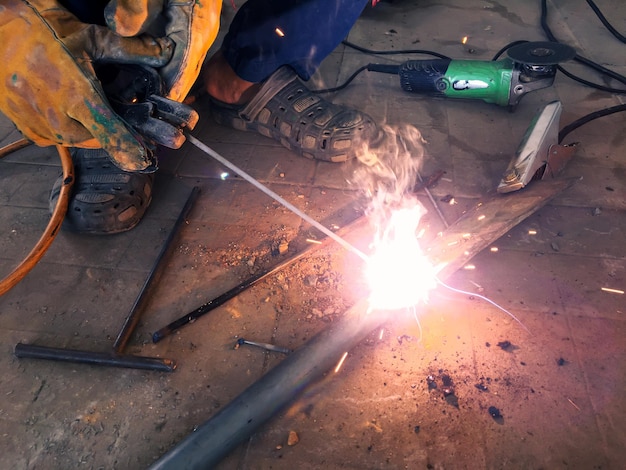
49,148 -> 153,234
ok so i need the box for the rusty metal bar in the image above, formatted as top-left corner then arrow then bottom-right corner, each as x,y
115,186 -> 200,351
152,243 -> 320,343
14,343 -> 176,372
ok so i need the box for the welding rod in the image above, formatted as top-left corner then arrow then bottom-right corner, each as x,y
114,186 -> 200,352
14,343 -> 176,372
186,133 -> 369,262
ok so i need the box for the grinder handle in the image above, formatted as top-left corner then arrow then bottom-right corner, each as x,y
397,59 -> 453,93
368,60 -> 453,94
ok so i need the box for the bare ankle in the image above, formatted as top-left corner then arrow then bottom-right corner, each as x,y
203,51 -> 257,105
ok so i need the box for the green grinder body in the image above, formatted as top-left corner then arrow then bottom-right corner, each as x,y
398,58 -> 515,106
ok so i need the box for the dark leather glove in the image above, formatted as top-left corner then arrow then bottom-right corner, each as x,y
0,0 -> 174,171
104,0 -> 222,101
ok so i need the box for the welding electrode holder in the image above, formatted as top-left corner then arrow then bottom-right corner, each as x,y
98,64 -> 199,151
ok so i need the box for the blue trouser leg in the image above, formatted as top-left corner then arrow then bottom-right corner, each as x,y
222,0 -> 369,82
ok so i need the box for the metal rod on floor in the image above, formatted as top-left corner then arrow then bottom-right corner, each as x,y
14,343 -> 176,372
115,186 -> 200,352
152,246 -> 312,343
13,186 -> 200,371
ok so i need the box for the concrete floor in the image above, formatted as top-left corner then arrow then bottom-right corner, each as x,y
1,1 -> 625,468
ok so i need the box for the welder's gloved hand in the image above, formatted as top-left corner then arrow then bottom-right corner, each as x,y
0,0 -> 174,172
104,0 -> 222,102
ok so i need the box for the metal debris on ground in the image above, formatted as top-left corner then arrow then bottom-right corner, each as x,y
488,406 -> 504,423
287,430 -> 299,446
475,382 -> 489,392
497,340 -> 512,351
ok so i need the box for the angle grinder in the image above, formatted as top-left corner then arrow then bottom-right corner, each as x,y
369,41 -> 576,109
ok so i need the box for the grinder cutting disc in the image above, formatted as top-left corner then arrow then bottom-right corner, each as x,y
507,41 -> 576,65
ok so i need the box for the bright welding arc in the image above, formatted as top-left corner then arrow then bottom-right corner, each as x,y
186,134 -> 369,262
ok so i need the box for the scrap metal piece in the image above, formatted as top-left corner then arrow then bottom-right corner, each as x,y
236,338 -> 291,355
498,100 -> 563,193
148,177 -> 578,470
14,343 -> 176,372
431,178 -> 580,279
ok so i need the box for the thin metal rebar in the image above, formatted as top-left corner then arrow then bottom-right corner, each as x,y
114,186 -> 200,352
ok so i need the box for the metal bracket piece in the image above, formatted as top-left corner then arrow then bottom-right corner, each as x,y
498,100 -> 567,193
507,66 -> 557,108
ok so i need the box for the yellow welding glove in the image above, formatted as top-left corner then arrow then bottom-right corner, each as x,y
104,0 -> 222,101
0,0 -> 174,171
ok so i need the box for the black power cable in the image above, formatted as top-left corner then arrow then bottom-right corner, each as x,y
586,0 -> 626,43
559,103 -> 626,144
341,40 -> 451,60
313,41 -> 452,93
540,0 -> 626,138
540,0 -> 626,90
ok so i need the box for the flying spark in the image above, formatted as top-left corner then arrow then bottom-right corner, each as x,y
335,352 -> 349,373
601,287 -> 624,294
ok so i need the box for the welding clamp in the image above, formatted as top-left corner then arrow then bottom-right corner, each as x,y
98,64 -> 199,151
497,100 -> 577,193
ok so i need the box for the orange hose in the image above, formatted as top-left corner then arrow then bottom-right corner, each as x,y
0,143 -> 74,295
0,137 -> 31,157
